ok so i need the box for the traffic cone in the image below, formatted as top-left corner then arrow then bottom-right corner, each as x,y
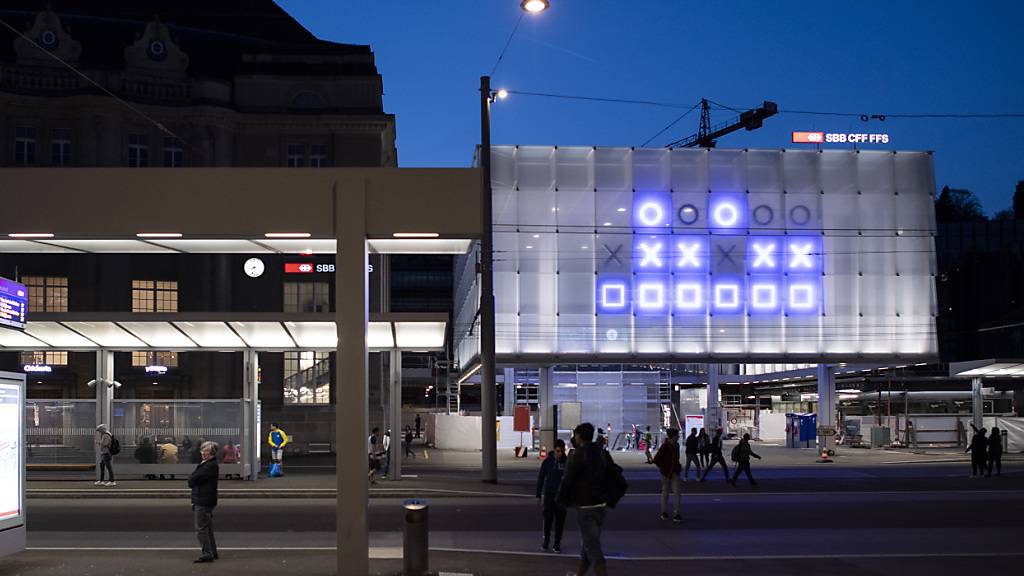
816,447 -> 833,463
538,444 -> 547,460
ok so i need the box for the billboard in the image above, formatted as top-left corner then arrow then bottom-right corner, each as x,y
0,278 -> 27,331
0,375 -> 23,535
458,147 -> 937,363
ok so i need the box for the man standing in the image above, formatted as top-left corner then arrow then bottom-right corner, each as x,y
683,427 -> 702,481
730,433 -> 762,486
536,439 -> 568,553
556,423 -> 610,576
367,427 -> 381,485
382,429 -> 392,478
415,414 -> 422,439
267,423 -> 289,475
653,428 -> 682,523
700,428 -> 730,482
189,441 -> 220,563
94,424 -> 116,487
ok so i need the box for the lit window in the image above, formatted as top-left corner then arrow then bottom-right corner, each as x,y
284,351 -> 330,405
22,276 -> 68,312
128,133 -> 149,167
132,280 -> 177,313
50,128 -> 72,166
286,143 -> 305,167
163,137 -> 183,167
15,126 -> 36,165
20,350 -> 68,366
132,351 -> 178,368
284,281 -> 330,313
310,144 -> 328,168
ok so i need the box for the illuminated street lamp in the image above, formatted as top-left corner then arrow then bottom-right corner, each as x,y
521,0 -> 550,13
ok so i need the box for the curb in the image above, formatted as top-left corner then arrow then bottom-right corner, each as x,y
27,488 -> 535,500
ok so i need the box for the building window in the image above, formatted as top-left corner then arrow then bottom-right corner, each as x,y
50,128 -> 72,166
284,282 -> 330,313
163,137 -> 183,167
128,133 -> 149,167
22,276 -> 68,312
14,127 -> 36,165
284,351 -> 330,405
132,280 -> 178,313
310,144 -> 328,168
286,143 -> 305,167
20,351 -> 68,366
131,350 -> 178,368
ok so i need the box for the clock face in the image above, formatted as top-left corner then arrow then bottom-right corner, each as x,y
243,258 -> 265,278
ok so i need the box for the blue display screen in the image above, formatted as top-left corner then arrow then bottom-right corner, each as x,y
0,277 -> 28,330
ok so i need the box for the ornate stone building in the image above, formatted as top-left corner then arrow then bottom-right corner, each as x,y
0,0 -> 396,168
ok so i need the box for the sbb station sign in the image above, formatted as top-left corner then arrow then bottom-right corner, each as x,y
792,131 -> 890,144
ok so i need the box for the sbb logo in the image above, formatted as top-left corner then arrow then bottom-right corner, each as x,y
792,131 -> 824,144
316,264 -> 335,273
284,262 -> 315,274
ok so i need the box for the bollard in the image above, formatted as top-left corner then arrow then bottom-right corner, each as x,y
403,499 -> 429,576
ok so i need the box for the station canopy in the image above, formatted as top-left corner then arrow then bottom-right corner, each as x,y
0,314 -> 446,352
0,238 -> 472,255
949,359 -> 1024,378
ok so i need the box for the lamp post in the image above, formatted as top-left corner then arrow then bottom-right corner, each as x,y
479,0 -> 549,485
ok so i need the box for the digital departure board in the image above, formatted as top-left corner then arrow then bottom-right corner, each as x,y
0,278 -> 28,330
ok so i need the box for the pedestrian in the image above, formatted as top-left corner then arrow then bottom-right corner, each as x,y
653,428 -> 682,523
596,428 -> 607,450
606,423 -> 614,450
700,428 -> 730,482
367,427 -> 381,485
188,440 -> 220,563
729,433 -> 761,486
966,423 -> 988,477
536,439 -> 568,553
160,436 -> 179,464
134,436 -> 157,464
633,424 -> 641,452
556,423 -> 611,576
191,436 -> 206,464
644,425 -> 654,464
222,441 -> 239,464
267,423 -> 289,475
683,427 -> 702,481
987,426 -> 1003,477
404,426 -> 416,458
382,429 -> 392,477
697,428 -> 710,469
94,424 -> 116,487
415,414 -> 422,439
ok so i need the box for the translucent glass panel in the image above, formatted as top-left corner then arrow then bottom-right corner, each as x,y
467,147 -> 938,361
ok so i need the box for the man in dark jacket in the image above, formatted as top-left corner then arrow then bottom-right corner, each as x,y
536,439 -> 568,552
730,433 -> 761,486
966,424 -> 988,477
556,423 -> 609,576
188,441 -> 220,563
700,428 -> 730,482
683,427 -> 702,481
987,426 -> 1003,477
653,428 -> 682,522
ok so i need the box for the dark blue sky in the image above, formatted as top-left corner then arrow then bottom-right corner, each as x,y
279,0 -> 1023,215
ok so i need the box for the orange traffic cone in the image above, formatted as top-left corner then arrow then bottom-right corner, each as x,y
816,448 -> 834,463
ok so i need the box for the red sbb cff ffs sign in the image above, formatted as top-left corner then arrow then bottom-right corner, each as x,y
284,263 -> 335,274
792,131 -> 824,144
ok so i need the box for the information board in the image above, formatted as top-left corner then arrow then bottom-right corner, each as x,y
0,378 -> 23,532
0,278 -> 27,331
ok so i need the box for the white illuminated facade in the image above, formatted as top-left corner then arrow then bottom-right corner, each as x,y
455,147 -> 938,366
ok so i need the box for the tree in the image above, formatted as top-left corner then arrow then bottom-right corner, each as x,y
1014,180 -> 1024,220
935,186 -> 986,223
994,209 -> 1015,220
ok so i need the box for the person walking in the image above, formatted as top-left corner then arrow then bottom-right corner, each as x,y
987,427 -> 1003,477
644,425 -> 654,464
729,433 -> 761,486
700,428 -> 730,482
267,423 -> 289,475
536,439 -> 568,553
415,414 -> 422,439
596,428 -> 607,450
653,428 -> 682,523
606,423 -> 614,450
683,427 -> 702,482
697,428 -> 710,469
188,441 -> 220,563
404,426 -> 416,458
966,424 -> 988,477
94,424 -> 116,487
382,429 -> 392,477
556,423 -> 612,576
367,427 -> 382,485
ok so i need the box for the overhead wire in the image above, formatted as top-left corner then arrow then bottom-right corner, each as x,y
640,101 -> 702,147
490,11 -> 525,78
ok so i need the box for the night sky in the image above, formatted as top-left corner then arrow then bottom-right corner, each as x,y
278,0 -> 1023,215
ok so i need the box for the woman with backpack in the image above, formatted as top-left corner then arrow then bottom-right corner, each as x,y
94,424 -> 118,487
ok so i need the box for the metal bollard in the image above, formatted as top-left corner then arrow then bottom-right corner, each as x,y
403,499 -> 429,576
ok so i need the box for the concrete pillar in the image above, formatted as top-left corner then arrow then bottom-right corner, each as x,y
971,377 -> 983,430
502,368 -> 516,416
336,179 -> 370,575
243,349 -> 260,481
538,366 -> 554,450
706,364 -> 721,433
817,364 -> 836,453
389,349 -> 402,482
94,350 -> 114,482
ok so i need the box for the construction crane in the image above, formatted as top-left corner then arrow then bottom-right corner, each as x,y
666,99 -> 778,148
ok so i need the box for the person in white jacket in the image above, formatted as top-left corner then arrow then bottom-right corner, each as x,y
94,424 -> 116,486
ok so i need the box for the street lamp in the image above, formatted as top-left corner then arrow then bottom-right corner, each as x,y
479,0 -> 550,484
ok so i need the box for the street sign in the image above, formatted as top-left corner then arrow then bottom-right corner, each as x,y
0,278 -> 27,331
817,425 -> 837,436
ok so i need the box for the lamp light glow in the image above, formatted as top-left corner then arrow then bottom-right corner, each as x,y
636,202 -> 665,226
676,240 -> 702,269
521,0 -> 550,13
712,202 -> 739,227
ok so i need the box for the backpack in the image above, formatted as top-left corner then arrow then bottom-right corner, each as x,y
603,453 -> 628,508
730,444 -> 740,462
108,434 -> 121,456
